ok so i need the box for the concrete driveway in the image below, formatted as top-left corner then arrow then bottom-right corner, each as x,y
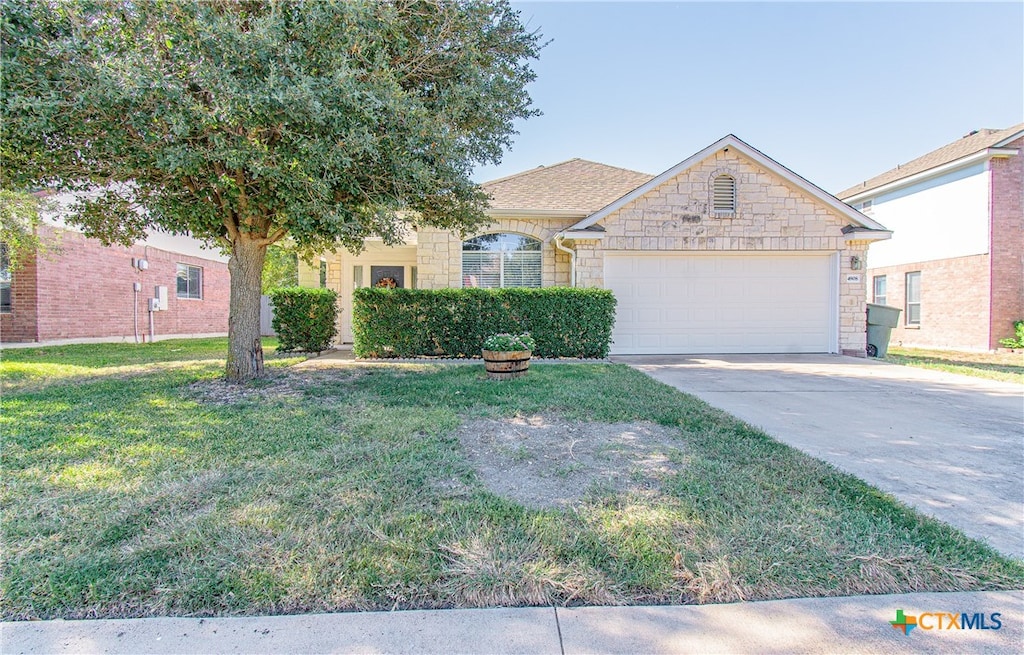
614,355 -> 1024,560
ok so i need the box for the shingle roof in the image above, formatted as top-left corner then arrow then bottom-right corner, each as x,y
837,123 -> 1024,199
481,158 -> 653,213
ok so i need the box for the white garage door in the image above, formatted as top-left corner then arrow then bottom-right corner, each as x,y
605,253 -> 835,355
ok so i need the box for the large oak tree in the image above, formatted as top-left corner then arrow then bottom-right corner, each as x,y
1,0 -> 541,380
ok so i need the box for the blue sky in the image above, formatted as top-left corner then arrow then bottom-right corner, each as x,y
473,1 -> 1024,194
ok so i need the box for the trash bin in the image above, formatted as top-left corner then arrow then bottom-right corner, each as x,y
866,303 -> 902,357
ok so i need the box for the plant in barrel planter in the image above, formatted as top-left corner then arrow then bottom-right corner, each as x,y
482,333 -> 536,380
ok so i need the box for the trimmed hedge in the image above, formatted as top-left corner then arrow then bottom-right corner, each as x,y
352,287 -> 616,358
270,287 -> 339,352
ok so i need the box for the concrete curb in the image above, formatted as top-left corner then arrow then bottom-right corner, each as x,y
3,591 -> 1021,654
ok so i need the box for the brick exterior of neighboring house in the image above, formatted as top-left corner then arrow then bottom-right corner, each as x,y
306,135 -> 890,356
839,126 -> 1023,351
1,224 -> 229,344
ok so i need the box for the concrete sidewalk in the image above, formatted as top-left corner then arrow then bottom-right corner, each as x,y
2,591 -> 1021,654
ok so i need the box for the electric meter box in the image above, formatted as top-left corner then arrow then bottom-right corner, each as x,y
154,285 -> 168,311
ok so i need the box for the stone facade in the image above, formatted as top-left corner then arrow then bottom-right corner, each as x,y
313,147 -> 878,354
574,150 -> 869,354
416,217 -> 573,290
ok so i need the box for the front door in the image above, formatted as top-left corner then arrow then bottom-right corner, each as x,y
371,265 -> 405,289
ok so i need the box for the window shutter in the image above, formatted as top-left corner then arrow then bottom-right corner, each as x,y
712,175 -> 736,212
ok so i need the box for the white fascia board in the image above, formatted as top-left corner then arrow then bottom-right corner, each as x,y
569,134 -> 887,232
842,148 -> 1020,204
486,208 -> 589,219
844,230 -> 892,243
561,230 -> 606,240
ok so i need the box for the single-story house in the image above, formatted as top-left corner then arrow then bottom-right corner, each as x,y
838,123 -> 1023,351
301,135 -> 891,356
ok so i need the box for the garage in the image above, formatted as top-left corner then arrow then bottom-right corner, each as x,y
604,253 -> 837,355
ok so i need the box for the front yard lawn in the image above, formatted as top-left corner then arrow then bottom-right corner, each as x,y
885,346 -> 1024,384
2,339 -> 1022,619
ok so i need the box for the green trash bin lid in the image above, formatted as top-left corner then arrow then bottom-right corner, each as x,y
867,303 -> 901,328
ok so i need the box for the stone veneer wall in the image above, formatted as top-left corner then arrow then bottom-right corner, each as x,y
573,149 -> 869,355
416,217 -> 574,289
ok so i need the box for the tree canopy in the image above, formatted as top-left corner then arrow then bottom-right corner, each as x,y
1,0 -> 542,379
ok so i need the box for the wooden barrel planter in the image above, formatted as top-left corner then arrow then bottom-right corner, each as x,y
482,349 -> 531,380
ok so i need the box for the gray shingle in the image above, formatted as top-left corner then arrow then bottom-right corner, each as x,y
481,158 -> 654,212
838,124 -> 1024,199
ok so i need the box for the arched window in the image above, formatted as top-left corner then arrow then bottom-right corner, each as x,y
712,174 -> 737,213
462,233 -> 542,288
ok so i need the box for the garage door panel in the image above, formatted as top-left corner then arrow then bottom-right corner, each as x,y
606,254 -> 833,355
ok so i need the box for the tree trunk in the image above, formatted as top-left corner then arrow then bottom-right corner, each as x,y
226,234 -> 268,382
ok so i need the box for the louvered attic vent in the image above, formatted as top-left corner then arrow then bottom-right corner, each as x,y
712,175 -> 737,213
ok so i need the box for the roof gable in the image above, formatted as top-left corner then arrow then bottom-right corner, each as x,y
481,158 -> 653,214
568,135 -> 885,232
837,123 -> 1024,199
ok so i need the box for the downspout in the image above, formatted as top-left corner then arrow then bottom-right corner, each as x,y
553,233 -> 576,287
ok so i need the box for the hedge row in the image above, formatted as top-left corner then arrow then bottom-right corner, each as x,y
352,287 -> 616,358
270,287 -> 339,353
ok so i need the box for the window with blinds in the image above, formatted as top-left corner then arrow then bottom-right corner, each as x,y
462,233 -> 542,288
712,174 -> 737,213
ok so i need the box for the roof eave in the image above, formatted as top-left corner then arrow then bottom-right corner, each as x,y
993,128 -> 1024,148
569,134 -> 886,232
841,147 -> 1020,204
486,208 -> 590,219
842,228 -> 892,243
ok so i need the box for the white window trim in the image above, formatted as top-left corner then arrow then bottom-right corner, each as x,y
176,263 -> 203,300
905,272 -> 921,325
873,275 -> 887,306
461,233 -> 542,289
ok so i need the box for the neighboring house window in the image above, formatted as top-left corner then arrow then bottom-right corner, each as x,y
0,243 -> 10,313
905,271 -> 921,325
462,233 -> 541,288
176,263 -> 203,299
712,174 -> 737,213
873,275 -> 887,306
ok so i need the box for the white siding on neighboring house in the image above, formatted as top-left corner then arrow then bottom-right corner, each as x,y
863,163 -> 990,268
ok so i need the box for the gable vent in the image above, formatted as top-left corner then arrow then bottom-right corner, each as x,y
712,175 -> 737,213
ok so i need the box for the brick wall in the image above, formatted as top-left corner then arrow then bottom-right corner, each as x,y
1,225 -> 229,343
0,248 -> 40,341
865,254 -> 991,351
989,137 -> 1024,348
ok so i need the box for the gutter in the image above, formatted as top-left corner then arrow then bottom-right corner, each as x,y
552,233 -> 576,287
841,147 -> 1020,204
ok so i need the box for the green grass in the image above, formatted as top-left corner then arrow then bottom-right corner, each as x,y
0,338 -> 304,391
885,346 -> 1024,384
2,341 -> 1022,619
